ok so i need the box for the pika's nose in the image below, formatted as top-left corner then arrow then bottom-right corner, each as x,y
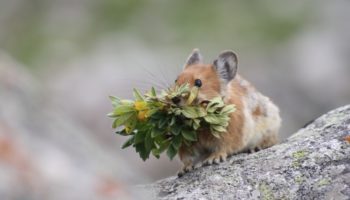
171,96 -> 181,104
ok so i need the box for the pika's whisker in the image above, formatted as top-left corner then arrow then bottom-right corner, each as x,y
158,66 -> 173,88
138,66 -> 170,88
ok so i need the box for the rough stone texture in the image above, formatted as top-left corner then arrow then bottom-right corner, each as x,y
140,105 -> 350,200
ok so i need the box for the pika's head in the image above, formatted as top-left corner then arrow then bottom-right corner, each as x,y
172,49 -> 238,105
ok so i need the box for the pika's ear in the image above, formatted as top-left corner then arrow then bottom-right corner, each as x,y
184,48 -> 203,68
213,50 -> 238,83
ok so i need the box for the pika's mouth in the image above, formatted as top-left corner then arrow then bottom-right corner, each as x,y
171,96 -> 210,109
171,96 -> 181,105
166,83 -> 214,108
200,100 -> 210,104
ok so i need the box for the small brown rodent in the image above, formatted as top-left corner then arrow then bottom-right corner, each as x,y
175,49 -> 281,176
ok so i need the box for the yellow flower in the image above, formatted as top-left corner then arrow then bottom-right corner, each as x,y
135,101 -> 150,121
137,110 -> 149,121
134,101 -> 148,111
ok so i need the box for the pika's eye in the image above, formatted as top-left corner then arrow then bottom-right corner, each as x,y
194,79 -> 202,87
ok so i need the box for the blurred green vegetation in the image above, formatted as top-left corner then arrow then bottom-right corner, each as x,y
0,0 -> 311,69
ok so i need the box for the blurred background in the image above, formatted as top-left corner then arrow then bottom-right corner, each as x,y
0,0 -> 349,199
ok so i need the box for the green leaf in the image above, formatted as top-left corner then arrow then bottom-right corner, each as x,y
196,107 -> 207,117
150,112 -> 163,120
192,119 -> 201,130
152,141 -> 170,158
169,117 -> 176,126
133,88 -> 145,101
151,87 -> 157,97
158,140 -> 170,152
221,105 -> 236,114
109,96 -> 121,107
158,117 -> 168,128
135,143 -> 149,161
145,87 -> 158,99
181,129 -> 197,141
183,139 -> 192,146
206,97 -> 225,112
134,131 -> 146,144
182,106 -> 207,119
121,135 -> 135,149
109,95 -> 121,101
184,119 -> 192,127
153,135 -> 164,146
211,131 -> 221,138
151,128 -> 164,138
203,114 -> 222,125
115,129 -> 128,136
182,106 -> 199,118
145,132 -> 154,152
171,135 -> 182,151
219,121 -> 229,127
112,112 -> 135,128
173,108 -> 182,116
166,144 -> 177,160
211,125 -> 227,133
107,112 -> 118,117
170,125 -> 182,135
148,108 -> 159,116
207,97 -> 220,106
206,106 -> 218,113
125,119 -> 137,131
151,149 -> 160,159
113,105 -> 135,115
121,99 -> 136,104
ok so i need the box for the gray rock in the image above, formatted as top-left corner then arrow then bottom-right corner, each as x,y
140,105 -> 350,200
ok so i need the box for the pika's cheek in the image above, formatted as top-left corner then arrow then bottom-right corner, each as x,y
197,92 -> 215,102
197,90 -> 221,101
196,93 -> 207,102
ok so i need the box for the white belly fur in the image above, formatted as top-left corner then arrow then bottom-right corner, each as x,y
240,84 -> 281,150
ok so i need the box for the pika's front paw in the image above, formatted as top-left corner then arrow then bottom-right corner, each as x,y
177,165 -> 194,177
177,170 -> 185,177
202,152 -> 227,166
248,146 -> 262,153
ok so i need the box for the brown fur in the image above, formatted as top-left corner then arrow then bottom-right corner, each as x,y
177,65 -> 247,166
176,51 -> 281,176
217,78 -> 247,155
177,65 -> 221,99
253,106 -> 263,117
258,134 -> 278,149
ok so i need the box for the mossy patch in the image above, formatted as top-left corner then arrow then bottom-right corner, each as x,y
292,150 -> 307,159
317,178 -> 331,187
259,182 -> 275,200
294,175 -> 305,184
291,150 -> 308,169
292,160 -> 301,168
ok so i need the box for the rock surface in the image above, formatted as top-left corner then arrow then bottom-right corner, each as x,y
140,105 -> 350,200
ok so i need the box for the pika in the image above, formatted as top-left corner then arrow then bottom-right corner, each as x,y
175,49 -> 281,176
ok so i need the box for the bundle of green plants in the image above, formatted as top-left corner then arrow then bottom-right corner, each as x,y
108,84 -> 236,161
